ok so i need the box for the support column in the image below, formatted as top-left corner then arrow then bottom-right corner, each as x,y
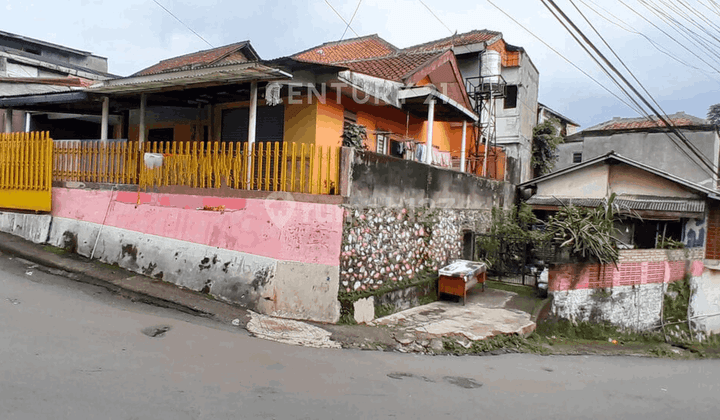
100,96 -> 110,141
425,99 -> 435,165
247,81 -> 258,185
460,120 -> 467,172
24,112 -> 31,133
3,108 -> 12,133
138,93 -> 147,150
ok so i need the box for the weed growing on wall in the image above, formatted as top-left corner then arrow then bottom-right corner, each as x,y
662,275 -> 693,341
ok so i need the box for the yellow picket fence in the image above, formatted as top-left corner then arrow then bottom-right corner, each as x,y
53,140 -> 341,195
0,132 -> 53,212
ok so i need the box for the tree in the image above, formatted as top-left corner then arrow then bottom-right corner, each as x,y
341,122 -> 368,149
532,117 -> 563,177
707,104 -> 720,126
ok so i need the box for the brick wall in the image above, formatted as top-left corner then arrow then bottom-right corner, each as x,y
549,248 -> 704,292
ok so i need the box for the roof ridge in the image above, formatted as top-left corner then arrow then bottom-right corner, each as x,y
331,49 -> 443,65
291,34 -> 398,59
403,29 -> 502,51
153,41 -> 250,64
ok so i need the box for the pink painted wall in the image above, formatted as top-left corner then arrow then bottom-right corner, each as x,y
51,188 -> 343,267
549,259 -> 704,292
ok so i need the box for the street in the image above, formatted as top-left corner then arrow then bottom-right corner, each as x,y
1,251 -> 718,420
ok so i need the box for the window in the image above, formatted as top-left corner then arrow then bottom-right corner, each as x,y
220,105 -> 285,143
343,110 -> 357,129
504,85 -> 518,109
148,128 -> 174,143
376,133 -> 389,154
572,152 -> 582,163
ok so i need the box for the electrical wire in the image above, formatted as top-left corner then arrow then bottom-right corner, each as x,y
484,0 -> 644,115
419,0 -> 455,35
569,0 -> 719,174
543,0 -> 719,179
151,0 -> 213,48
324,0 -> 360,38
341,0 -> 363,40
618,0 -> 720,74
579,0 -> 720,81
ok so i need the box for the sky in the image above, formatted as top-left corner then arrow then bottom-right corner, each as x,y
3,0 -> 720,128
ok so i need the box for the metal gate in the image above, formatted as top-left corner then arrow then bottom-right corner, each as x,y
0,132 -> 53,212
475,233 -> 554,286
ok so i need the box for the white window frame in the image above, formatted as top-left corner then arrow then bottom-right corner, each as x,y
376,133 -> 389,154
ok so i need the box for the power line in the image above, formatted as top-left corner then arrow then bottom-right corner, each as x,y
341,0 -> 363,40
151,0 -> 213,48
569,0 -> 718,174
484,0 -> 644,115
579,0 -> 720,82
324,0 -> 360,38
542,0 -> 719,178
419,0 -> 454,35
618,0 -> 720,74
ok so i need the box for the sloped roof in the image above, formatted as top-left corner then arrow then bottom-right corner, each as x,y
403,29 -> 502,53
338,51 -> 443,82
519,151 -> 720,200
134,41 -> 259,76
585,112 -> 708,131
292,34 -> 398,64
526,196 -> 706,213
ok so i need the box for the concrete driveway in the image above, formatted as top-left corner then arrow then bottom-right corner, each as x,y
369,287 -> 536,343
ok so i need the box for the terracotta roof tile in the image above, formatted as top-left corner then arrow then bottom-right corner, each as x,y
337,52 -> 441,82
134,41 -> 254,76
404,29 -> 501,53
588,112 -> 709,131
293,34 -> 397,64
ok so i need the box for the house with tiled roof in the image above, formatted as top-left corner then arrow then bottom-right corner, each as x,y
403,29 -> 540,184
519,151 -> 720,334
555,112 -> 719,189
2,36 -> 480,171
292,29 -> 538,182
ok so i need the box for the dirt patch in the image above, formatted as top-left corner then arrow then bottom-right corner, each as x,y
317,323 -> 401,350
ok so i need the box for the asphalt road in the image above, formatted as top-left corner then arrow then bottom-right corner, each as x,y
1,250 -> 719,420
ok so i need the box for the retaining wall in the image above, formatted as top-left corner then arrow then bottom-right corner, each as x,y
0,186 -> 345,323
549,248 -> 704,330
339,150 -> 516,322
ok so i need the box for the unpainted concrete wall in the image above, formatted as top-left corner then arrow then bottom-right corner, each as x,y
556,129 -> 719,188
346,150 -> 515,209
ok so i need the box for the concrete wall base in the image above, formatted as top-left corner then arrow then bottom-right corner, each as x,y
1,211 -> 340,323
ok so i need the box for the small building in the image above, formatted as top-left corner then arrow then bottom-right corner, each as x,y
520,152 -> 720,333
0,30 -> 115,137
537,102 -> 580,137
555,112 -> 718,189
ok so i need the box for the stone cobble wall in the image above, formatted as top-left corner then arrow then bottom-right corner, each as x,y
551,283 -> 665,330
339,207 -> 490,293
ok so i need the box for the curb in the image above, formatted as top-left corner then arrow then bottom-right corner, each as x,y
0,232 -> 215,319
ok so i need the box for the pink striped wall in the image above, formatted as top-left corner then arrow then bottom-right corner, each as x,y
51,188 -> 343,266
550,258 -> 704,292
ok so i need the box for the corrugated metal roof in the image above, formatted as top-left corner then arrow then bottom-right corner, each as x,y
87,62 -> 291,94
526,196 -> 706,213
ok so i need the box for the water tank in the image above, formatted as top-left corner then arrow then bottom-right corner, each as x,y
480,50 -> 501,84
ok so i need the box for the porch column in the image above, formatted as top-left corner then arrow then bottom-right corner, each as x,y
3,108 -> 12,133
100,96 -> 110,141
247,81 -> 258,184
138,93 -> 146,150
425,99 -> 436,165
24,112 -> 31,133
460,120 -> 467,172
